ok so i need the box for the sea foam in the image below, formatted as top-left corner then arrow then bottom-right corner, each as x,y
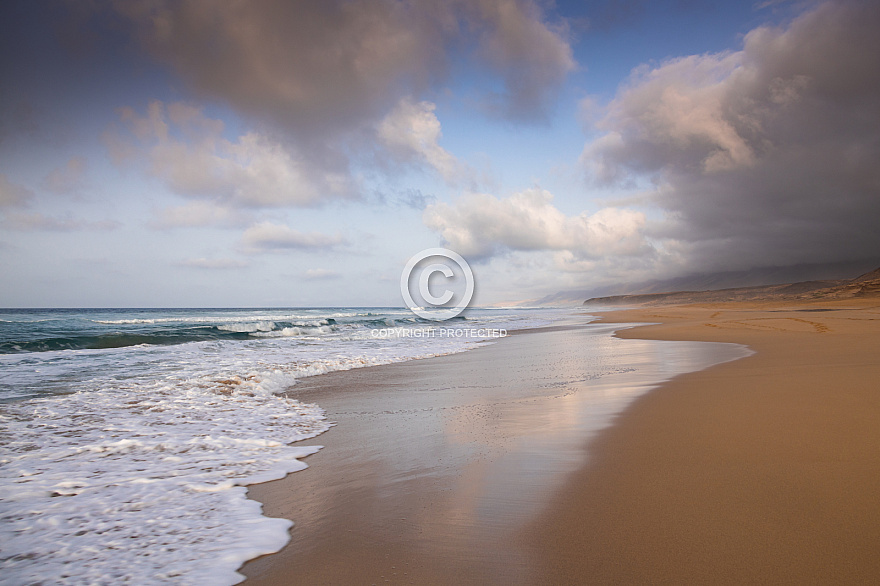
0,367 -> 329,585
0,307 -> 563,583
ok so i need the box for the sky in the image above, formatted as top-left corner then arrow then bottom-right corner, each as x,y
1,0 -> 878,308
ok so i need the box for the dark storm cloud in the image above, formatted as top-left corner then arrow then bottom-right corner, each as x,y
585,0 -> 880,273
109,0 -> 574,133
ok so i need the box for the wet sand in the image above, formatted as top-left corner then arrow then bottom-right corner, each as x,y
533,299 -> 880,583
240,319 -> 744,584
242,299 -> 880,584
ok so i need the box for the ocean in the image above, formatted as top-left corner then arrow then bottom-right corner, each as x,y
0,306 -> 562,584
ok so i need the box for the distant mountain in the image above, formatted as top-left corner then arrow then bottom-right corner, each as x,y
620,259 -> 880,294
583,265 -> 880,307
530,258 -> 880,307
852,266 -> 880,283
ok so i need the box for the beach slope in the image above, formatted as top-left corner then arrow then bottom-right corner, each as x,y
533,299 -> 880,584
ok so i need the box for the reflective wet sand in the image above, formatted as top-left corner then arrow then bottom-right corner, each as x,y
241,319 -> 745,584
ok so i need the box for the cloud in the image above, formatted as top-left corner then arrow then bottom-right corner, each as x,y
754,0 -> 794,10
42,156 -> 87,194
175,257 -> 248,269
583,51 -> 755,181
423,188 -> 649,260
111,0 -> 574,131
377,98 -> 462,182
1,212 -> 119,232
303,268 -> 341,280
472,0 -> 576,120
395,188 -> 437,210
1,174 -> 117,231
583,0 -> 880,274
240,222 -> 346,253
106,100 -> 356,208
87,1 -> 575,207
151,201 -> 252,229
0,174 -> 33,208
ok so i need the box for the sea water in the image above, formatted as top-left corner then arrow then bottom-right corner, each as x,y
0,307 -> 560,584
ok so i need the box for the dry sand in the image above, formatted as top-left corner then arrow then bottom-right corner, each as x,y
242,299 -> 880,584
533,299 -> 880,584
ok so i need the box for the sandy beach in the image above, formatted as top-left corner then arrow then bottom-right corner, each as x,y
6,1 -> 880,583
534,299 -> 880,584
240,319 -> 743,584
242,299 -> 880,584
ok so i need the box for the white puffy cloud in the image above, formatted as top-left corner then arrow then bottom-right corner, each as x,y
106,101 -> 356,210
583,0 -> 880,274
423,188 -> 648,260
377,98 -> 461,182
240,222 -> 346,253
585,51 -> 756,179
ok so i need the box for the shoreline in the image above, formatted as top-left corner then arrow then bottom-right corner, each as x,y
241,297 -> 880,583
239,315 -> 746,584
531,298 -> 880,583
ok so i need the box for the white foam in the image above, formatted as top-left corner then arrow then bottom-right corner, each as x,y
0,308 -> 568,584
0,370 -> 329,585
217,321 -> 276,333
0,344 -> 489,583
252,324 -> 334,338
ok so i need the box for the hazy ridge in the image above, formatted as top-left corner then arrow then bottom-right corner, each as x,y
583,266 -> 880,307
